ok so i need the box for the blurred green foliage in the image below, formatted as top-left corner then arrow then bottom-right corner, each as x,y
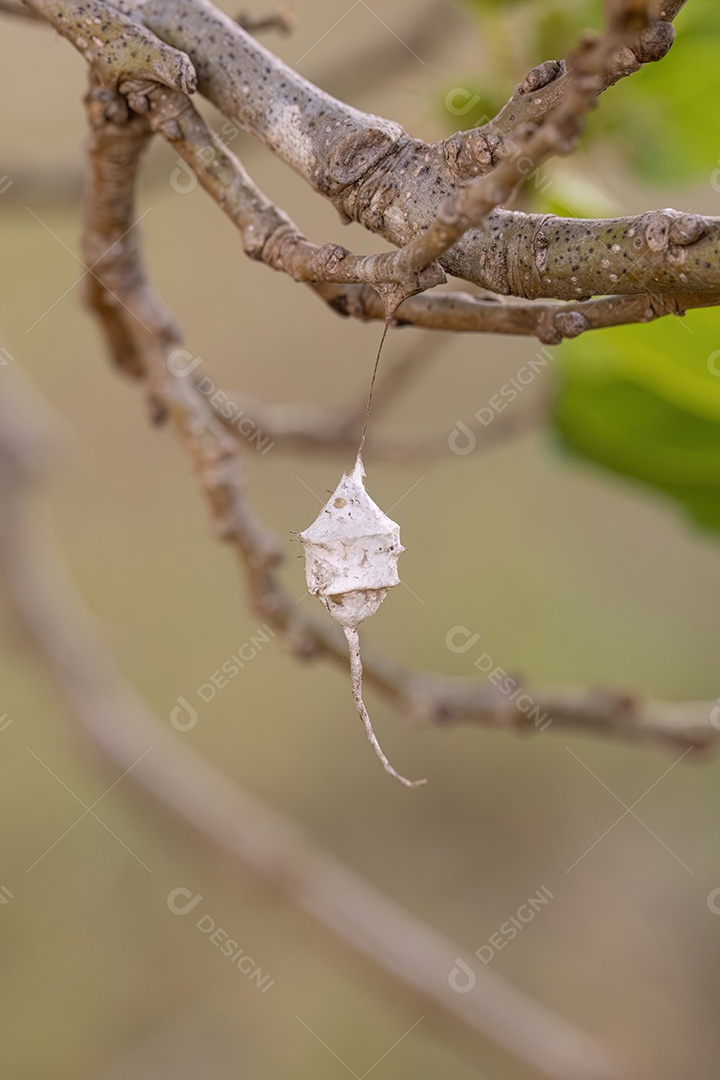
445,0 -> 720,537
554,311 -> 720,533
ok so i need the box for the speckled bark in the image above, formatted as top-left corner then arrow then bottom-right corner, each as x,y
24,0 -> 196,92
138,0 -> 720,300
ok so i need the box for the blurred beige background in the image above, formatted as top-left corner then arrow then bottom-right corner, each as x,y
1,2 -> 720,1078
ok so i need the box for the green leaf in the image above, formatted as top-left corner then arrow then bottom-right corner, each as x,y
553,310 -> 720,536
588,2 -> 720,184
533,167 -> 622,219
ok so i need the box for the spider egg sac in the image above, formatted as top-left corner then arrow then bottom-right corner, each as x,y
299,456 -> 404,629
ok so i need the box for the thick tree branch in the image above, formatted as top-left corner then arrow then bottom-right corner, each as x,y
17,0 -> 718,754
25,0 -> 717,305
24,0 -> 196,93
112,65 -> 720,343
76,82 -> 720,770
361,5 -> 664,283
137,0 -> 718,301
130,83 -> 445,304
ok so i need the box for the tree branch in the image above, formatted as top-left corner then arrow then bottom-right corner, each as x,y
26,0 -> 717,307
442,1 -> 680,181
236,5 -> 294,36
0,370 -> 623,1080
137,0 -> 717,301
101,58 -> 720,344
75,80 -> 720,771
137,83 -> 445,305
17,1 -> 715,753
313,283 -> 720,343
340,3 -> 665,285
24,0 -> 196,93
0,0 -> 43,19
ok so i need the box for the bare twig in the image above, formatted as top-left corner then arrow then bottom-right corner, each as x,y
236,5 -> 294,36
0,0 -> 43,19
212,394 -> 546,461
137,83 -> 444,306
304,3 -> 660,289
76,81 -> 720,776
0,370 -> 622,1080
313,283 -> 720,343
441,5 -> 678,180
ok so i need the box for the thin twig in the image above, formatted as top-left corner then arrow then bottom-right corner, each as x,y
0,370 -> 621,1080
310,3 -> 660,288
345,626 -> 427,788
313,283 -> 720,342
76,84 -> 720,769
440,4 -> 680,181
0,1 -> 43,19
236,5 -> 294,35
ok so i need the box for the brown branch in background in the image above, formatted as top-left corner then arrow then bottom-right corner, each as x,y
79,80 -> 720,789
236,5 -> 294,36
12,8 -> 712,763
209,333 -> 548,461
0,370 -> 623,1080
211,388 -> 547,461
0,1 -> 43,19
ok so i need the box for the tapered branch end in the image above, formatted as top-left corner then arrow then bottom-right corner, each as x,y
344,626 -> 427,788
